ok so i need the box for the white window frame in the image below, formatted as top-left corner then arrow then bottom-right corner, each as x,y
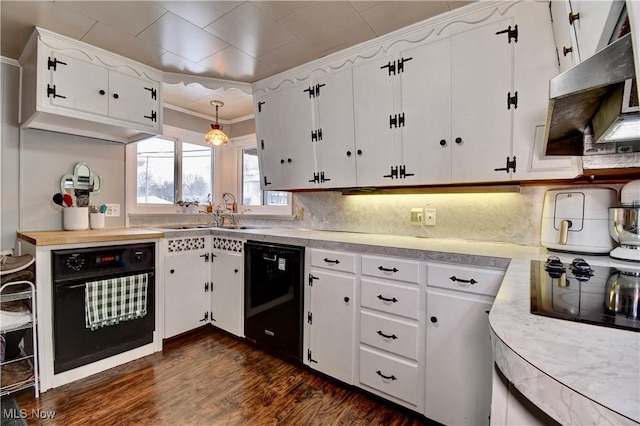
234,134 -> 292,216
125,125 -> 221,215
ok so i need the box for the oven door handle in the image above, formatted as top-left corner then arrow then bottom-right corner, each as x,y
55,272 -> 155,291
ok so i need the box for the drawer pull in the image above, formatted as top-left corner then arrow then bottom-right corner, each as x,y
376,370 -> 397,381
378,266 -> 399,273
323,258 -> 340,264
449,275 -> 477,285
376,330 -> 398,340
377,295 -> 398,303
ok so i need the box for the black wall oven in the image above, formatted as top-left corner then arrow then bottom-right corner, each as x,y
244,241 -> 304,360
51,243 -> 155,373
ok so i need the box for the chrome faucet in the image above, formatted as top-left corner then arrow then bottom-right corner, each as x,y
200,210 -> 221,226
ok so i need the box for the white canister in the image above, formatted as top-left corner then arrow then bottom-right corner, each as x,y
63,207 -> 89,231
89,212 -> 105,229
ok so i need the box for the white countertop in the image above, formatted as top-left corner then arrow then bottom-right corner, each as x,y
163,226 -> 640,423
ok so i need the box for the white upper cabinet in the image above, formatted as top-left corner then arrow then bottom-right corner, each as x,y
19,27 -> 162,143
549,0 -> 580,72
569,0 -> 626,61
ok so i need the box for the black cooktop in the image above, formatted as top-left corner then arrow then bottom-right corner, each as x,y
530,256 -> 640,332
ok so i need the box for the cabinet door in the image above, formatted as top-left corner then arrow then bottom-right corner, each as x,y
308,269 -> 355,384
314,69 -> 357,188
164,252 -> 209,338
210,250 -> 244,337
425,289 -> 493,426
451,18 -> 513,183
108,71 -> 159,128
400,38 -> 452,184
47,52 -> 109,116
550,0 -> 579,72
569,0 -> 624,61
353,54 -> 400,186
255,84 -> 314,190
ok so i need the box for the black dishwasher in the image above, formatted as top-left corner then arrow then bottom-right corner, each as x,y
244,241 -> 304,360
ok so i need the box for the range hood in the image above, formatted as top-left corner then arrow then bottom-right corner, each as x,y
543,33 -> 638,156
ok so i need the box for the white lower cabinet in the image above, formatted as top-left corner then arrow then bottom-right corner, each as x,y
210,237 -> 245,338
424,262 -> 505,426
305,249 -> 356,385
164,236 -> 210,339
358,254 -> 425,412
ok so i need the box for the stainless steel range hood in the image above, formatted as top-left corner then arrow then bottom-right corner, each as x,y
543,33 -> 637,156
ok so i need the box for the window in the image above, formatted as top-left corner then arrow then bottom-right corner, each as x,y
128,127 -> 215,214
241,148 -> 288,206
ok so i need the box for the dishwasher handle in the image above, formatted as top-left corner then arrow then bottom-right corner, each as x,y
263,254 -> 278,262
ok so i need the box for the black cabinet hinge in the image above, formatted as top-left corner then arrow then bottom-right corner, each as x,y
311,129 -> 323,142
308,172 -> 320,184
46,84 -> 66,99
144,110 -> 157,122
263,176 -> 271,186
399,165 -> 414,179
389,113 -> 405,128
210,312 -> 216,322
47,57 -> 67,71
200,253 -> 210,262
383,165 -> 399,179
307,311 -> 313,324
257,101 -> 265,113
381,57 -> 412,76
494,156 -> 517,173
144,86 -> 157,100
307,349 -> 318,364
303,83 -> 326,98
320,172 -> 330,183
495,24 -> 518,43
308,273 -> 319,286
507,91 -> 518,109
260,139 -> 265,150
205,282 -> 209,292
200,311 -> 209,322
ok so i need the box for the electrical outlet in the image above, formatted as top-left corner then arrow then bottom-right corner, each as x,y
424,208 -> 436,226
105,203 -> 120,217
410,208 -> 423,225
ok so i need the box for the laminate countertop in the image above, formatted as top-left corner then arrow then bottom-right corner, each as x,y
16,226 -> 640,424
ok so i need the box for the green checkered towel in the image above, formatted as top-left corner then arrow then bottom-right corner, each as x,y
85,273 -> 148,331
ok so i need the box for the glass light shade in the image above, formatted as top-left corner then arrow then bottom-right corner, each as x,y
205,124 -> 229,146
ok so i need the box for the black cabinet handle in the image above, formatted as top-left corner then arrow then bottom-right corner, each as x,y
346,151 -> 352,157
234,269 -> 239,273
281,159 -> 285,164
377,295 -> 398,303
439,139 -> 447,146
568,12 -> 580,25
376,330 -> 398,340
344,297 -> 350,303
378,266 -> 398,273
455,137 -> 463,144
376,370 -> 397,381
113,93 -> 119,99
563,46 -> 573,56
357,149 -> 363,155
99,89 -> 105,95
449,275 -> 477,285
324,258 -> 340,264
430,316 -> 437,323
280,158 -> 292,164
170,269 -> 175,274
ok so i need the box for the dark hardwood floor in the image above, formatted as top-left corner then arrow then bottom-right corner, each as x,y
14,327 -> 428,425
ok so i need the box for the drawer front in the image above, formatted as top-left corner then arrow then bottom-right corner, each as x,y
427,262 -> 505,297
361,279 -> 419,319
310,249 -> 356,274
360,311 -> 418,360
359,346 -> 418,405
362,255 -> 421,284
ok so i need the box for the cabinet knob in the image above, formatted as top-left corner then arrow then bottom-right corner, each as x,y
344,297 -> 350,303
430,316 -> 438,323
562,46 -> 573,56
288,158 -> 292,163
99,90 -> 105,95
281,159 -> 285,164
439,139 -> 447,147
113,93 -> 119,99
234,269 -> 239,274
170,269 -> 175,274
357,149 -> 363,156
346,151 -> 352,157
455,137 -> 463,145
568,12 -> 580,25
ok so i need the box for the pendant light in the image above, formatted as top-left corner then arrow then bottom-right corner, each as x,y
205,100 -> 229,146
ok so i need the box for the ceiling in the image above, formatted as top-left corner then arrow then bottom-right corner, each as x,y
1,1 -> 473,121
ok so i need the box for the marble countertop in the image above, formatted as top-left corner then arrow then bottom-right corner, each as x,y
19,225 -> 640,423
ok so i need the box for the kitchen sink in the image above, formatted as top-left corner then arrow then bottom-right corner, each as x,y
157,225 -> 267,230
